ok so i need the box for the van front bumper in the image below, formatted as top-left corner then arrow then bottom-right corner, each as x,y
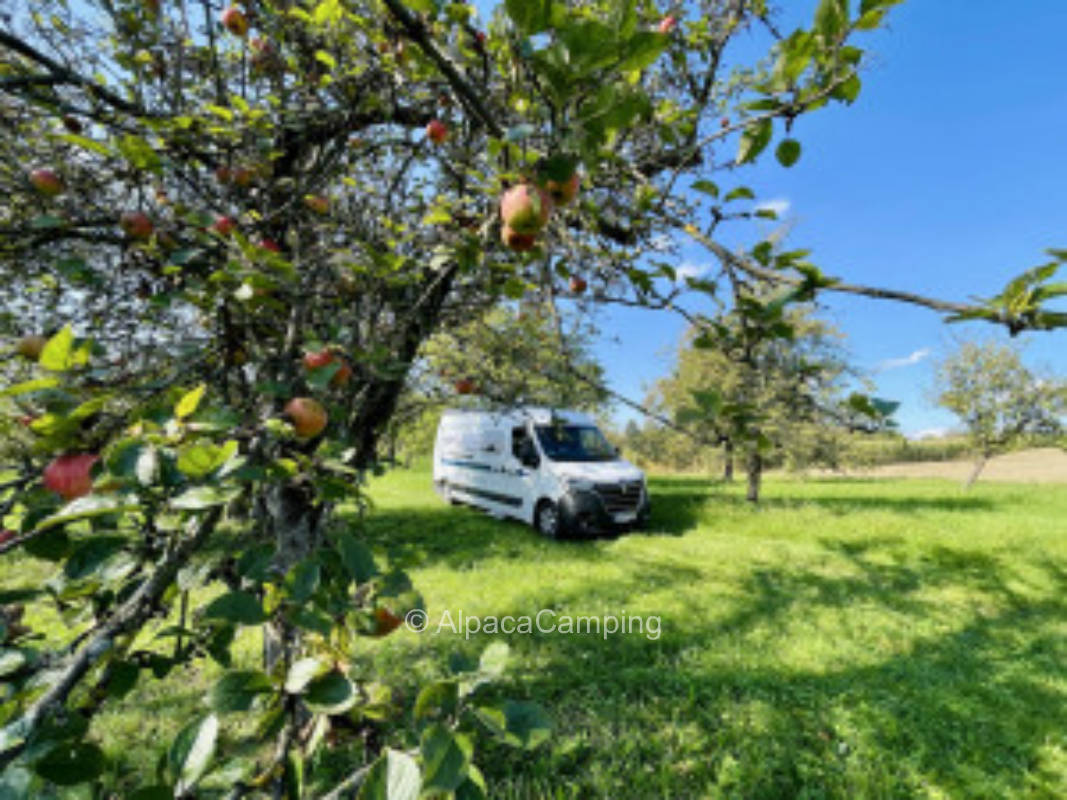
559,488 -> 650,536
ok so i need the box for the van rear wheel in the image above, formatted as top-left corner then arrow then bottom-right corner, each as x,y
534,500 -> 563,539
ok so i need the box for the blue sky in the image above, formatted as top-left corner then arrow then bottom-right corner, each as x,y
474,1 -> 1067,435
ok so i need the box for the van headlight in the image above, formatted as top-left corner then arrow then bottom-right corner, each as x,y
563,477 -> 595,493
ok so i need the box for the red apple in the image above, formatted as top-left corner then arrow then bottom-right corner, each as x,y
373,606 -> 403,637
500,225 -> 537,252
29,168 -> 63,197
119,211 -> 153,240
543,171 -> 579,206
454,378 -> 476,395
499,184 -> 552,234
15,335 -> 48,361
215,166 -> 232,185
250,37 -> 279,73
0,530 -> 16,547
569,275 -> 587,295
426,119 -> 448,145
43,453 -> 99,501
212,215 -> 237,236
232,166 -> 255,187
720,116 -> 730,129
474,31 -> 486,47
284,397 -> 328,438
658,15 -> 677,34
259,238 -> 281,253
304,194 -> 330,215
302,349 -> 352,387
221,6 -> 248,36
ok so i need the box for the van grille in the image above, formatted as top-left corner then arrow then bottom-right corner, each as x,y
594,481 -> 644,514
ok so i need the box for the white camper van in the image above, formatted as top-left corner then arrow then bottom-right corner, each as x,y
432,407 -> 649,538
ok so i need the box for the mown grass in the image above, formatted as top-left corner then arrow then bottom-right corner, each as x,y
4,471 -> 1067,798
357,470 -> 1067,799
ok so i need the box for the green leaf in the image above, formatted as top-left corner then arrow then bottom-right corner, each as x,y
170,714 -> 218,795
170,485 -> 240,510
57,133 -> 111,156
202,591 -> 267,625
814,0 -> 848,40
832,73 -> 862,104
177,442 -> 235,478
285,558 -> 320,604
736,118 -> 773,165
616,31 -> 667,73
305,671 -> 357,714
691,180 -> 719,198
63,535 -> 127,581
505,0 -> 553,35
414,680 -> 458,722
476,701 -> 552,749
211,670 -> 273,713
39,325 -> 73,371
357,748 -> 421,800
36,496 -> 140,533
128,787 -> 173,800
724,186 -> 755,202
0,648 -> 28,678
107,661 -> 140,699
478,641 -> 510,679
0,377 -> 59,397
175,383 -> 206,419
420,724 -> 472,793
455,765 -> 488,800
34,742 -> 106,786
338,532 -> 379,583
285,657 -> 324,694
776,138 -> 802,167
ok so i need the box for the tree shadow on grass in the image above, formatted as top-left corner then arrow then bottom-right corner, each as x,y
404,540 -> 1067,799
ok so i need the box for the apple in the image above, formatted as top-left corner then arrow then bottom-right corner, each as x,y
454,378 -> 476,395
43,453 -> 99,500
259,238 -> 281,253
142,0 -> 161,14
658,15 -> 677,34
215,166 -> 232,185
500,225 -> 537,252
0,530 -> 16,546
212,215 -> 237,236
720,116 -> 730,129
373,607 -> 403,637
499,183 -> 552,234
221,6 -> 248,36
250,37 -> 279,73
119,211 -> 153,240
302,349 -> 352,387
569,275 -> 587,295
232,166 -> 255,187
304,194 -> 330,215
474,31 -> 486,47
426,119 -> 448,145
284,397 -> 328,438
29,168 -> 63,197
15,335 -> 48,361
543,171 -> 579,206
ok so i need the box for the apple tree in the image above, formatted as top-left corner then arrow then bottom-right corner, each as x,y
2,0 -> 1065,794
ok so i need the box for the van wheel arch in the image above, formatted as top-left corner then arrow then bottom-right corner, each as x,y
534,498 -> 564,539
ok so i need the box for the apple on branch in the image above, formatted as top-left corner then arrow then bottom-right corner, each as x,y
499,183 -> 552,235
284,397 -> 328,438
304,195 -> 330,215
303,349 -> 352,387
29,168 -> 63,197
15,335 -> 48,361
119,211 -> 153,240
569,275 -> 587,295
454,378 -> 477,395
43,453 -> 100,501
212,216 -> 237,236
500,225 -> 537,252
221,6 -> 248,36
426,119 -> 448,145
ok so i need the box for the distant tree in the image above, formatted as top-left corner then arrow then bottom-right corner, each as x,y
933,339 -> 1066,487
654,300 -> 894,502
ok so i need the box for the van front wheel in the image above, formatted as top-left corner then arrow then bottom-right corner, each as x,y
534,500 -> 563,539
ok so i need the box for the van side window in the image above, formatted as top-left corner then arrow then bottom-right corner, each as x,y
511,427 -> 529,460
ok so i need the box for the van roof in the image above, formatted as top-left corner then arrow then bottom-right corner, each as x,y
440,406 -> 596,427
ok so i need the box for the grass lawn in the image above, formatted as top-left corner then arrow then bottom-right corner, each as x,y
4,469 -> 1067,798
358,469 -> 1067,800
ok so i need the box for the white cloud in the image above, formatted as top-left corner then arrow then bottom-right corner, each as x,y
754,197 -> 791,217
675,261 -> 708,283
907,427 -> 950,441
877,347 -> 932,372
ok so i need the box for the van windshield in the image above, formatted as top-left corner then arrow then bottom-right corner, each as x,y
534,425 -> 617,463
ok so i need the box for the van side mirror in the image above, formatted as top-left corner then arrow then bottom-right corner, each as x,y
518,440 -> 540,469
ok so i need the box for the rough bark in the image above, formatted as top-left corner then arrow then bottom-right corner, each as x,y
723,440 -> 735,482
745,450 -> 762,503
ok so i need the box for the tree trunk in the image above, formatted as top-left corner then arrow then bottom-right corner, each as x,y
745,451 -> 762,503
723,440 -> 734,482
261,481 -> 324,672
963,451 -> 990,489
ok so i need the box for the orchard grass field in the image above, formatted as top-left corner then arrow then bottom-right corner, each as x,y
5,466 -> 1067,798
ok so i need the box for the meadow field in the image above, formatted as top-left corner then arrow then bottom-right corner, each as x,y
4,462 -> 1067,798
